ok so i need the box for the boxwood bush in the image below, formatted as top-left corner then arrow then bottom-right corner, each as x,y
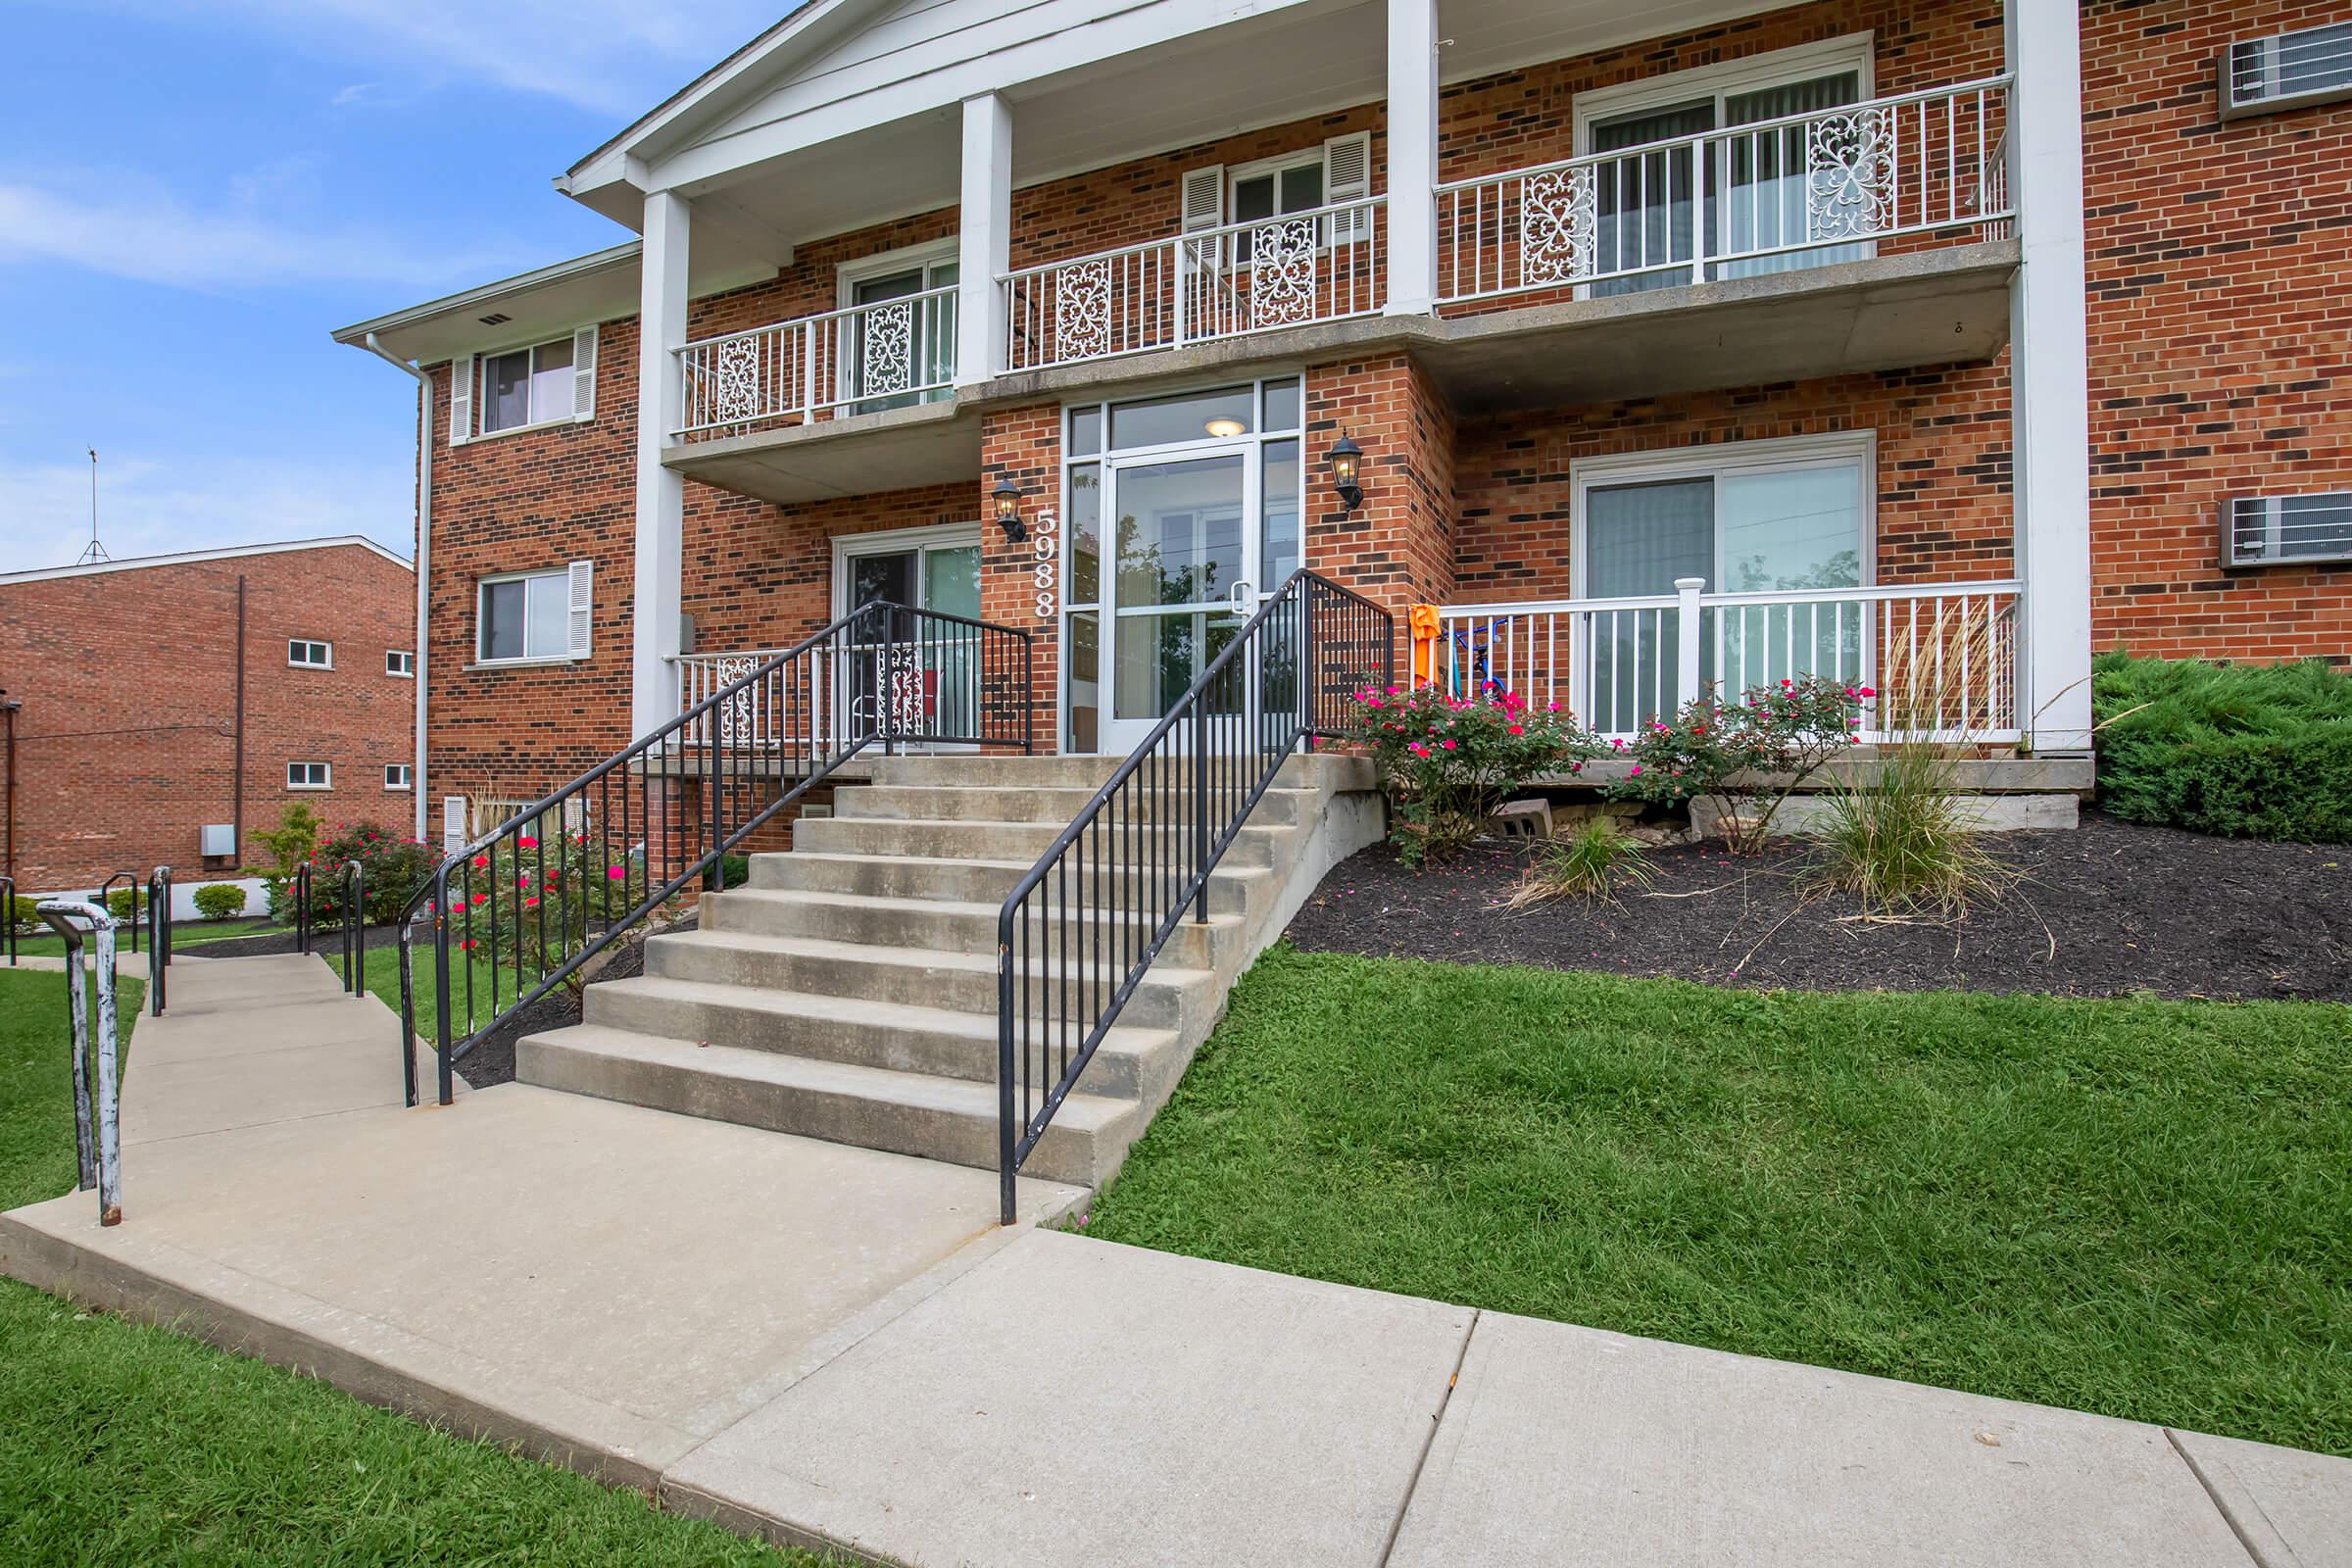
2092,652 -> 2352,842
192,883 -> 249,921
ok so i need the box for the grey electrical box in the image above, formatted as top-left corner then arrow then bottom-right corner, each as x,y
200,823 -> 236,858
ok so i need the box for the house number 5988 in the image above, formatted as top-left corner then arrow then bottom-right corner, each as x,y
1031,507 -> 1059,619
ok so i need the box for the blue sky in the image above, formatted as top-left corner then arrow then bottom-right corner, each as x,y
0,0 -> 784,568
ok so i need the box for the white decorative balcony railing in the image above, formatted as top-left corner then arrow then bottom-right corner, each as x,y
673,285 -> 956,439
1001,196 -> 1386,372
1435,76 -> 2014,306
1425,580 -> 2023,743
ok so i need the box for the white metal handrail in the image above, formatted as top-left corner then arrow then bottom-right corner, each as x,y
1428,579 -> 2024,743
1001,196 -> 1386,371
674,285 -> 957,438
1436,75 -> 2014,306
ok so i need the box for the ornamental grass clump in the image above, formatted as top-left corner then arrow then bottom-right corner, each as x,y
1607,674 -> 1864,854
1505,815 -> 1656,908
1348,682 -> 1596,864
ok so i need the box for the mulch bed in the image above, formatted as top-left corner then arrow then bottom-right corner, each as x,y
1288,812 -> 2352,1002
449,920 -> 668,1090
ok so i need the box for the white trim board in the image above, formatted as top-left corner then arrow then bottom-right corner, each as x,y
1572,32 -> 1877,147
0,535 -> 411,587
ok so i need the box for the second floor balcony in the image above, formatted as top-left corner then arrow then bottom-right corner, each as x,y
668,73 -> 2016,447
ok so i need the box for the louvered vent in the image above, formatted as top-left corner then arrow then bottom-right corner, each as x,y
2222,492 -> 2352,567
2221,23 -> 2352,119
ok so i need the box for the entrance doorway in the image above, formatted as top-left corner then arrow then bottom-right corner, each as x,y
834,524 -> 984,746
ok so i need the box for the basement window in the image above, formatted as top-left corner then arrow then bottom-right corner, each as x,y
288,638 -> 333,669
384,763 -> 414,791
287,761 -> 332,791
386,649 -> 416,677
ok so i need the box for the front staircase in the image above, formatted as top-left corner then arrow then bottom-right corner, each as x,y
515,751 -> 1382,1191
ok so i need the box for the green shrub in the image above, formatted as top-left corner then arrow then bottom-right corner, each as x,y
103,887 -> 145,922
1608,674 -> 1863,854
703,852 -> 751,892
2093,653 -> 2352,842
1506,816 -> 1655,907
191,883 -> 249,921
304,823 -> 439,926
1348,683 -> 1596,864
8,895 -> 40,935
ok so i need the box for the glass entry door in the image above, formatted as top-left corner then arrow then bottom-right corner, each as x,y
838,532 -> 983,747
1102,450 -> 1260,752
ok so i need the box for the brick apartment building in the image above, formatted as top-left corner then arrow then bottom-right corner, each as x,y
333,0 -> 2352,829
0,538 -> 417,895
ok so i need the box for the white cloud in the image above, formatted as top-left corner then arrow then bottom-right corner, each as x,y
0,179 -> 524,292
0,452 -> 414,570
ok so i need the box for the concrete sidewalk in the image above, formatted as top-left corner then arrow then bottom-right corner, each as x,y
4,953 -> 2347,1565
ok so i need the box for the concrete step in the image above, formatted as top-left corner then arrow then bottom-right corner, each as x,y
515,1024 -> 1136,1187
581,974 -> 1183,1100
747,850 -> 1274,918
702,887 -> 1244,970
643,928 -> 1213,1031
790,814 -> 1293,869
836,782 -> 1312,826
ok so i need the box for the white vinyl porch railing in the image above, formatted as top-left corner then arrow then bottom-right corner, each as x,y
674,285 -> 957,439
1428,580 -> 2023,743
1001,196 -> 1386,372
1435,76 -> 2014,306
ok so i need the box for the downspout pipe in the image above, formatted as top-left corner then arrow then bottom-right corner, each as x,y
362,331 -> 432,845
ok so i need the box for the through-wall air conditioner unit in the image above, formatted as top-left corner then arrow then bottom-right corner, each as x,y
200,823 -> 236,858
2220,492 -> 2352,568
2221,23 -> 2352,120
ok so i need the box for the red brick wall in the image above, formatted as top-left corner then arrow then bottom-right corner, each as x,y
1449,363 -> 2015,601
1305,355 -> 1458,610
2082,0 -> 2352,662
0,544 -> 415,892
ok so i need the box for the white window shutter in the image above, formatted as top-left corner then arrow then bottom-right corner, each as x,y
441,795 -> 466,856
449,355 -> 473,444
1324,132 -> 1372,244
1180,163 -> 1227,273
570,325 -> 598,420
565,559 -> 594,658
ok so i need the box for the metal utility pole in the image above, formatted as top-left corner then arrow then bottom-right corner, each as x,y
75,448 -> 110,565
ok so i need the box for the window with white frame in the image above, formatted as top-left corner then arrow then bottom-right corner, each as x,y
476,562 -> 592,663
385,649 -> 416,677
1575,432 -> 1874,732
450,326 -> 598,442
287,761 -> 331,790
288,638 -> 332,668
384,762 -> 414,791
1183,133 -> 1372,264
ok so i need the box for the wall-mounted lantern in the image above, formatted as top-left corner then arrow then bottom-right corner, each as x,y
1328,433 -> 1364,513
993,479 -> 1028,542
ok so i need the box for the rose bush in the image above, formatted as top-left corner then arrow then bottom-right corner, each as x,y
436,830 -> 650,999
297,821 -> 438,926
1606,673 -> 1867,854
1348,682 -> 1597,864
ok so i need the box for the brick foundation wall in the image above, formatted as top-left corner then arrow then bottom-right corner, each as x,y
0,544 -> 414,893
2082,0 -> 2352,662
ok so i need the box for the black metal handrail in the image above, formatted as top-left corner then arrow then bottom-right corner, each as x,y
291,861 -> 316,954
338,858 -> 365,997
1,875 -> 17,967
145,865 -> 172,1015
94,870 -> 140,954
993,570 -> 1392,1221
397,598 -> 1034,1107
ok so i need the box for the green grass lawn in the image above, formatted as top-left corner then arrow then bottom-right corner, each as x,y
0,968 -> 818,1563
1086,945 -> 2352,1456
7,915 -> 295,960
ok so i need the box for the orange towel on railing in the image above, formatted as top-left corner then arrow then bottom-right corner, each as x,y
1409,604 -> 1443,686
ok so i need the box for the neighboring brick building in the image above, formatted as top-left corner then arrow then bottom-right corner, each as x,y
0,539 -> 416,894
335,0 -> 2348,826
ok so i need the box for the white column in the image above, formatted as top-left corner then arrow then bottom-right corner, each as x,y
956,92 -> 1012,387
2007,2 -> 2094,754
631,188 -> 691,739
1384,0 -> 1440,316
